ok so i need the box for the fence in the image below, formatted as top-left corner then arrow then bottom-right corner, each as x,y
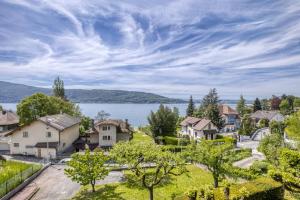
0,165 -> 41,198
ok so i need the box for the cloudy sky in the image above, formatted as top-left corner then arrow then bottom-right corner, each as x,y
0,0 -> 300,99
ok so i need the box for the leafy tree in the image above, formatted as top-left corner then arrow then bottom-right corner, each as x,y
269,148 -> 300,192
52,76 -> 66,100
258,118 -> 269,128
236,95 -> 246,117
293,98 -> 300,109
258,134 -> 284,166
110,142 -> 186,200
253,98 -> 262,112
80,116 -> 92,135
148,104 -> 178,137
191,140 -> 234,188
271,95 -> 281,110
95,110 -> 110,121
196,89 -> 224,129
17,93 -> 81,125
65,148 -> 109,192
186,95 -> 195,117
280,99 -> 292,115
261,99 -> 270,110
238,114 -> 255,136
269,121 -> 286,135
285,111 -> 300,141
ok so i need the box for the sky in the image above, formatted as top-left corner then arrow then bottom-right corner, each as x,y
0,0 -> 300,100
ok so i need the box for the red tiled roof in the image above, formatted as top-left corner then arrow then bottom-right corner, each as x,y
218,104 -> 238,115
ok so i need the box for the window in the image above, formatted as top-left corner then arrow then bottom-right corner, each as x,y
103,135 -> 111,140
23,131 -> 28,138
102,126 -> 111,131
14,143 -> 19,147
208,123 -> 211,129
46,132 -> 51,138
63,143 -> 66,147
25,145 -> 34,148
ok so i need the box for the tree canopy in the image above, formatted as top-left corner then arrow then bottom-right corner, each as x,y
147,104 -> 179,137
236,95 -> 246,117
95,110 -> 110,121
17,93 -> 81,125
65,148 -> 109,192
186,95 -> 195,117
253,98 -> 262,112
52,76 -> 66,100
110,142 -> 186,200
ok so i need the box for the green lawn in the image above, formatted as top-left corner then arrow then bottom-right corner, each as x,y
72,165 -> 213,200
131,131 -> 154,144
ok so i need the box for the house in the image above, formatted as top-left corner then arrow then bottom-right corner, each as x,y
5,114 -> 80,159
0,110 -> 19,151
74,119 -> 133,150
180,117 -> 218,140
250,110 -> 284,125
218,104 -> 240,132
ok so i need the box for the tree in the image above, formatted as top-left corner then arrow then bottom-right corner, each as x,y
0,105 -> 3,111
271,95 -> 281,110
53,76 -> 66,100
238,114 -> 255,136
110,142 -> 186,200
186,95 -> 195,117
269,121 -> 286,136
258,118 -> 269,128
280,99 -> 292,115
253,98 -> 262,112
236,95 -> 246,117
258,134 -> 284,166
261,99 -> 270,111
17,93 -> 81,125
80,116 -> 92,135
285,111 -> 300,141
293,98 -> 300,109
95,110 -> 110,121
65,148 -> 109,192
148,104 -> 178,137
196,89 -> 224,130
191,140 -> 234,188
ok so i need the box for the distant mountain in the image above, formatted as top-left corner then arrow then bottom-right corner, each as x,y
0,81 -> 186,104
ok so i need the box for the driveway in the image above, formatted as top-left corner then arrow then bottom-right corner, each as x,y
11,165 -> 124,200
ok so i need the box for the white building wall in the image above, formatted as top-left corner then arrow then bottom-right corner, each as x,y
59,124 -> 80,152
9,121 -> 59,155
98,125 -> 117,146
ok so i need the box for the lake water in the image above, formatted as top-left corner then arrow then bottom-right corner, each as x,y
1,103 -> 237,127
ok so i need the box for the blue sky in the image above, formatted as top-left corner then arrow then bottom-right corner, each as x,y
0,0 -> 300,99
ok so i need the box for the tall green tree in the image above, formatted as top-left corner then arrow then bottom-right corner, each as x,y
280,99 -> 292,115
253,98 -> 262,112
285,111 -> 300,141
53,76 -> 66,100
148,104 -> 178,137
196,89 -> 224,129
110,142 -> 186,200
191,140 -> 234,188
65,148 -> 109,192
236,95 -> 246,116
186,95 -> 195,117
80,116 -> 92,135
238,114 -> 255,136
17,93 -> 81,125
293,98 -> 300,109
261,99 -> 270,111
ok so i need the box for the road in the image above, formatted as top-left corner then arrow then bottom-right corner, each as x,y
11,165 -> 124,200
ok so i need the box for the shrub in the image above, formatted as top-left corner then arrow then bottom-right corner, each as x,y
164,136 -> 179,145
214,178 -> 284,200
250,161 -> 270,175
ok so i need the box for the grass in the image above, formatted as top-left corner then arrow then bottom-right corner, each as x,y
131,131 -> 154,144
72,165 -> 213,200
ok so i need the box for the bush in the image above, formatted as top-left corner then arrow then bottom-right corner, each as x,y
250,161 -> 270,175
162,145 -> 187,153
164,136 -> 179,145
214,178 -> 284,200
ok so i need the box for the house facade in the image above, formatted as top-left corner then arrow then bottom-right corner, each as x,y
0,110 -> 19,151
180,117 -> 218,140
75,119 -> 133,150
250,110 -> 284,125
5,114 -> 80,159
218,104 -> 240,132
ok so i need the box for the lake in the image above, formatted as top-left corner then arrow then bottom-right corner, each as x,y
1,103 -> 237,127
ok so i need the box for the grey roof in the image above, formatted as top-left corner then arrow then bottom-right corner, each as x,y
180,117 -> 201,126
180,117 -> 217,131
0,110 -> 19,126
38,114 -> 81,131
193,119 -> 212,131
250,111 -> 283,121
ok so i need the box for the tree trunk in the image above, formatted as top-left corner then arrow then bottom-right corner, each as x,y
214,176 -> 218,188
148,187 -> 154,200
91,183 -> 95,192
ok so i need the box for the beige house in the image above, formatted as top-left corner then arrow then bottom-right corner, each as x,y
0,110 -> 19,151
5,114 -> 80,159
218,104 -> 240,132
180,117 -> 218,140
75,119 -> 133,150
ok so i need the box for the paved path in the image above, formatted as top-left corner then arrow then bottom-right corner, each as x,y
11,165 -> 124,200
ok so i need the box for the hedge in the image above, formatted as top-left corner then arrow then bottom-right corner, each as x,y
214,178 -> 284,200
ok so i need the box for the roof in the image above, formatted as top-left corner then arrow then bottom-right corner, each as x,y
5,113 -> 80,136
193,118 -> 212,131
39,114 -> 81,131
35,142 -> 59,149
94,119 -> 133,134
180,117 -> 201,126
219,104 -> 238,115
0,110 -> 19,126
250,111 -> 282,121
